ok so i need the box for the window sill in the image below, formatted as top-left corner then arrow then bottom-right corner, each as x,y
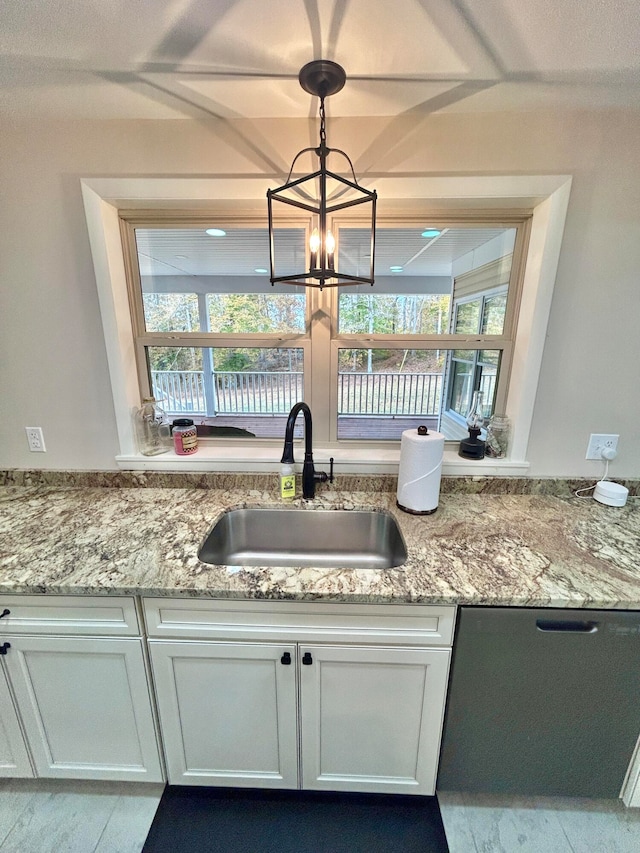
115,446 -> 530,477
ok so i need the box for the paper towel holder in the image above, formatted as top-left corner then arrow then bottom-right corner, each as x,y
396,424 -> 443,516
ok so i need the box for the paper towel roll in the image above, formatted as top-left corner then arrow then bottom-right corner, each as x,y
396,427 -> 445,514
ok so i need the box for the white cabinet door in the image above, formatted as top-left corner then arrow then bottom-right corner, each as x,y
300,645 -> 451,795
0,665 -> 33,778
149,641 -> 299,788
3,636 -> 162,782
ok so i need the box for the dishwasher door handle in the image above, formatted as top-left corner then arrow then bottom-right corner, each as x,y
536,619 -> 598,633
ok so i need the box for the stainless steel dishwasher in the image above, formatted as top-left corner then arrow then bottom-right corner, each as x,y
437,607 -> 640,797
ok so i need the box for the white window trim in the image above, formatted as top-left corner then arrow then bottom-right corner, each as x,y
81,175 -> 572,476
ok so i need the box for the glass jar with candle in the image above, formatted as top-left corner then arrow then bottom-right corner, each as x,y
172,419 -> 198,455
485,415 -> 511,459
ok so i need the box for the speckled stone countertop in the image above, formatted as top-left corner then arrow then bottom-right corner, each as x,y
1,474 -> 639,608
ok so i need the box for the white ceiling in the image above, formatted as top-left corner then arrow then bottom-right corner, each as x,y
2,0 -> 639,121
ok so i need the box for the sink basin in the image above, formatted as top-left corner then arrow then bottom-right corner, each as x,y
198,508 -> 407,569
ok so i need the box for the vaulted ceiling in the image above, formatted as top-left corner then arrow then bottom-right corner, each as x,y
2,0 -> 639,121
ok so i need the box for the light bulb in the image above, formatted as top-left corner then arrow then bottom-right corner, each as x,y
325,231 -> 335,254
309,228 -> 320,270
326,230 -> 335,270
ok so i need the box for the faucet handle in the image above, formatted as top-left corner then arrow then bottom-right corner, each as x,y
315,457 -> 334,485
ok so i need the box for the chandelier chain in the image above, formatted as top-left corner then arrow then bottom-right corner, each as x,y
319,97 -> 327,147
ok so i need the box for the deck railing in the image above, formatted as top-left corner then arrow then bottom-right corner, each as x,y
151,369 -> 496,418
338,372 -> 443,416
215,371 -> 304,414
151,370 -> 303,416
152,371 -> 206,414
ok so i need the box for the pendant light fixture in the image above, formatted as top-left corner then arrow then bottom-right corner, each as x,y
267,60 -> 377,290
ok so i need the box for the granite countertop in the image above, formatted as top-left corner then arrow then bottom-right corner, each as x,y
1,479 -> 639,609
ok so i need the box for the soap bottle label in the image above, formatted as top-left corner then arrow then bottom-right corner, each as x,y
280,474 -> 296,499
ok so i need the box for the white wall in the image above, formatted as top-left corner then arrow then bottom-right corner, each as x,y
1,109 -> 639,476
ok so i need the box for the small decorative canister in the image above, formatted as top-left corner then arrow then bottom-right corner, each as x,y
485,414 -> 511,459
172,418 -> 198,455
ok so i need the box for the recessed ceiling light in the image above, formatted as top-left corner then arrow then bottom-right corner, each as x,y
254,268 -> 268,274
422,229 -> 441,238
205,228 -> 226,237
174,254 -> 188,259
390,265 -> 403,273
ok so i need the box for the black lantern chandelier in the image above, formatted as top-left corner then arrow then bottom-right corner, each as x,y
267,60 -> 377,290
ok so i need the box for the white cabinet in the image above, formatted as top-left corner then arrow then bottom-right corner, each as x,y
300,644 -> 450,795
0,664 -> 33,778
149,641 -> 298,788
145,598 -> 454,795
0,595 -> 163,782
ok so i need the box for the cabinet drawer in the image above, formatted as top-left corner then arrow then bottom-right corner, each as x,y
143,598 -> 455,646
0,595 -> 140,636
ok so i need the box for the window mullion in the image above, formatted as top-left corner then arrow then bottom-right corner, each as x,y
331,335 -> 509,350
308,286 -> 333,443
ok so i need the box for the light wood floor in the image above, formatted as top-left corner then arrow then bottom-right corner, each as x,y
0,779 -> 163,853
1,780 -> 639,852
438,791 -> 640,853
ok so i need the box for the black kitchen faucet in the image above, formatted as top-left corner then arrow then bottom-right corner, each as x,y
281,402 -> 334,499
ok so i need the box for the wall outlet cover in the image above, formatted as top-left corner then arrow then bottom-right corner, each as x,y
585,433 -> 619,460
25,427 -> 46,452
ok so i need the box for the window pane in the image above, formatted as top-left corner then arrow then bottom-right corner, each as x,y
149,345 -> 203,373
135,226 -> 306,333
271,227 -> 308,281
207,293 -> 304,334
337,225 -> 516,336
339,293 -> 450,335
449,361 -> 475,417
448,350 -> 500,420
143,293 -> 200,333
338,224 -> 516,335
481,294 -> 507,334
335,347 -> 502,440
479,363 -> 499,416
337,348 -> 446,440
479,349 -> 500,366
454,301 -> 481,334
147,346 -> 304,438
453,349 -> 474,361
335,228 -> 374,279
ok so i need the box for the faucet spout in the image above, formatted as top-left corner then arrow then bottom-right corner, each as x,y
281,402 -> 333,500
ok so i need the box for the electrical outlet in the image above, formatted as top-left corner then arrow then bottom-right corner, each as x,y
586,433 -> 618,460
25,427 -> 46,452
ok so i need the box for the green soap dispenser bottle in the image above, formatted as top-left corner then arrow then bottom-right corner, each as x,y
280,464 -> 296,499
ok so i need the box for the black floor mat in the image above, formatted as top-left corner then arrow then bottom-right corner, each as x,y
142,786 -> 450,853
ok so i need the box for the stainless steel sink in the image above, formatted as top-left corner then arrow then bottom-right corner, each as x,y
198,508 -> 407,569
